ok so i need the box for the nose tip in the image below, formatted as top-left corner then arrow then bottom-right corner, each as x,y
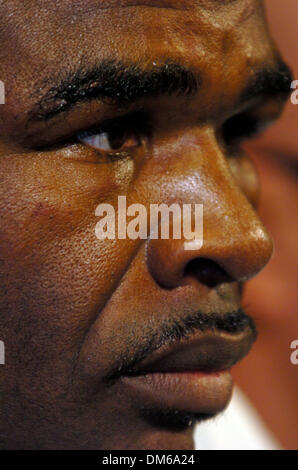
146,224 -> 273,290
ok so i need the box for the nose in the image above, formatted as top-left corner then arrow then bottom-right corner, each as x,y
147,224 -> 273,289
146,133 -> 273,290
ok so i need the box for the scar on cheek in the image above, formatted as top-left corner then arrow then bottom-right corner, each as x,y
30,201 -> 74,220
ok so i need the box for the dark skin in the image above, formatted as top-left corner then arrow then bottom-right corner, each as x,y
0,0 -> 292,449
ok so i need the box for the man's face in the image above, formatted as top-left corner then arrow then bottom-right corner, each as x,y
0,0 -> 291,449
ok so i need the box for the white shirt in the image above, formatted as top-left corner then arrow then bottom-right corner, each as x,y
194,386 -> 281,450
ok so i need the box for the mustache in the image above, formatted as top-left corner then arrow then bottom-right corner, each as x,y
106,308 -> 256,381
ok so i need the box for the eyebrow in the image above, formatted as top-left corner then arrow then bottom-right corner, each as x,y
29,60 -> 200,122
240,59 -> 293,104
28,58 -> 292,123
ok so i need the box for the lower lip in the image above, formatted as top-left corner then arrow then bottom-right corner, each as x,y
121,370 -> 233,415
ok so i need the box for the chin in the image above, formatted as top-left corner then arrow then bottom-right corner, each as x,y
119,429 -> 195,451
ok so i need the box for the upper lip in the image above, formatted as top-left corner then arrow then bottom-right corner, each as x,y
125,327 -> 255,376
95,0 -> 190,11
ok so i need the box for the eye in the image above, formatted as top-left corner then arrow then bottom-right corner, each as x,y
222,113 -> 266,147
76,113 -> 148,153
78,131 -> 139,151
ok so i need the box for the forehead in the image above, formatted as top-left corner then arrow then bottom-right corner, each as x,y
0,0 -> 276,137
0,0 -> 268,78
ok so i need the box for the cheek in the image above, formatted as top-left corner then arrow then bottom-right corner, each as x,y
0,153 -> 135,359
0,151 -> 136,252
228,153 -> 260,209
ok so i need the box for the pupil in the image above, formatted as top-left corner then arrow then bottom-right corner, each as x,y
109,128 -> 128,150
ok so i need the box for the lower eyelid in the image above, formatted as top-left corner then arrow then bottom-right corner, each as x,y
66,143 -> 135,164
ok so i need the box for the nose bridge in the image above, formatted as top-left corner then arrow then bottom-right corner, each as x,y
145,130 -> 273,288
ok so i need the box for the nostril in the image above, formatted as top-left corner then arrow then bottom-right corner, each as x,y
183,258 -> 233,288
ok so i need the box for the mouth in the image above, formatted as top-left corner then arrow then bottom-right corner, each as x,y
120,326 -> 255,420
91,0 -> 191,11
